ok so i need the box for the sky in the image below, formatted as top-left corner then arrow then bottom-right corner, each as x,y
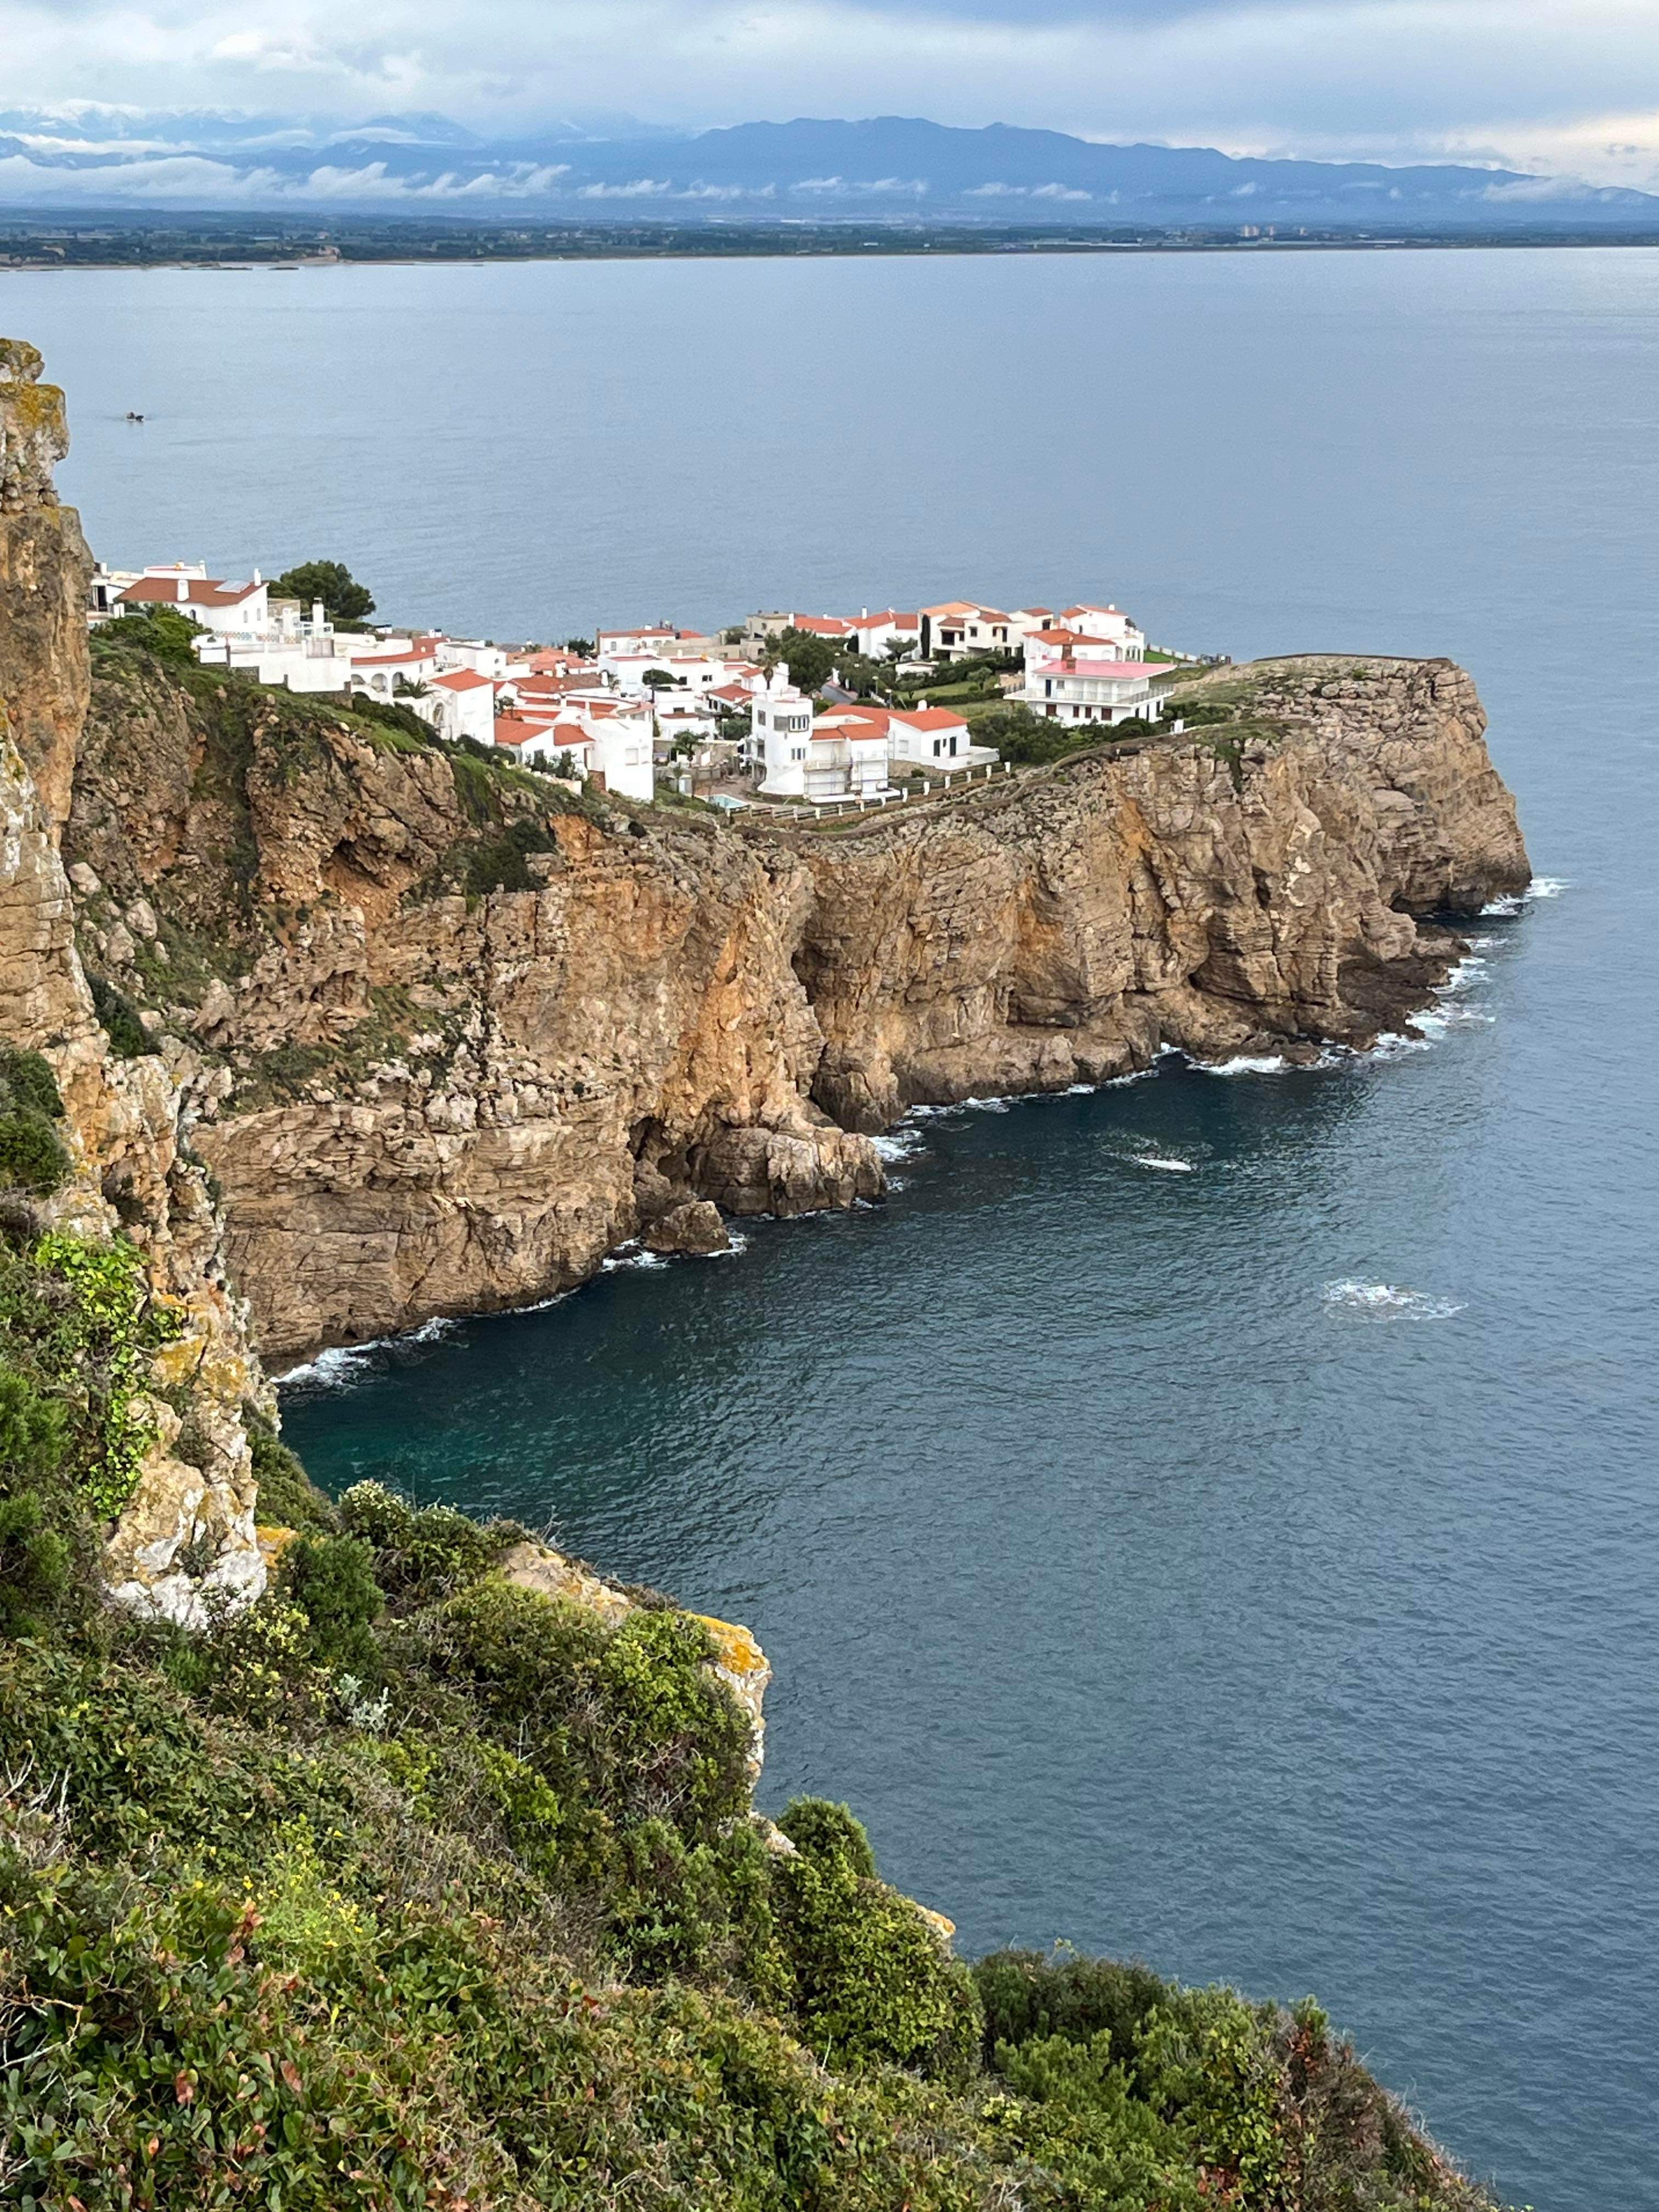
5,0 -> 1659,189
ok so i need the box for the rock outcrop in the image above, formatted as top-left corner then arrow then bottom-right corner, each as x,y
58,644 -> 1528,1362
0,342 -> 267,1621
795,657 -> 1527,1125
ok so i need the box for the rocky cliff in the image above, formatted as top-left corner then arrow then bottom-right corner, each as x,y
0,342 -> 267,1620
59,646 -> 1528,1363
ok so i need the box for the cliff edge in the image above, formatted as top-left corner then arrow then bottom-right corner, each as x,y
64,638 -> 1527,1359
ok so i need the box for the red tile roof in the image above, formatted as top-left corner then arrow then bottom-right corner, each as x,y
890,707 -> 969,732
119,576 -> 262,608
431,669 -> 492,691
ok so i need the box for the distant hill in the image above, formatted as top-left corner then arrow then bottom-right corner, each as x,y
4,108 -> 1658,231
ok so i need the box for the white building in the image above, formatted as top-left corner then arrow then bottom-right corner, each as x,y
114,565 -> 270,636
407,667 -> 496,745
753,676 -> 998,802
749,665 -> 817,793
495,704 -> 656,803
885,705 -> 980,768
191,595 -> 357,693
848,610 -> 921,661
1019,606 -> 1176,726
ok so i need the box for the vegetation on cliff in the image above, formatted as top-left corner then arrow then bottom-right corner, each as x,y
0,1289 -> 1500,2208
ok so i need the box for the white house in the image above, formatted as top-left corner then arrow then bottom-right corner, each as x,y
115,566 -> 270,636
191,595 -> 356,693
749,664 -> 817,793
405,667 -> 496,744
495,704 -> 656,803
346,640 -> 443,702
917,602 -> 1024,661
1018,616 -> 1175,726
886,705 -> 978,768
848,610 -> 921,661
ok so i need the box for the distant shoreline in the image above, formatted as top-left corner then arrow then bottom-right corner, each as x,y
5,217 -> 1659,274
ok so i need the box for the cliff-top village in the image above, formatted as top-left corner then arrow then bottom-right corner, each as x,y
89,560 -> 1194,814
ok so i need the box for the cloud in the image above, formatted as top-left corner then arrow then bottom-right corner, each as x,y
1,0 -> 1658,189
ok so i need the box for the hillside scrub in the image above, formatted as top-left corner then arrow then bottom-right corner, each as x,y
0,1298 -> 1505,2209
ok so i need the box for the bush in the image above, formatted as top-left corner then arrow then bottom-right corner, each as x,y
87,972 -> 150,1057
773,1798 -> 984,2085
283,1533 -> 383,1676
439,1581 -> 753,1859
0,1046 -> 69,1194
95,602 -> 203,664
340,1480 -> 506,1603
975,1945 -> 1169,2074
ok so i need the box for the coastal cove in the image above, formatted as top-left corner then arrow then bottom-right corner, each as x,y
9,245 -> 1658,2207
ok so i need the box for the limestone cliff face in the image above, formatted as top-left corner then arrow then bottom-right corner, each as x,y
0,345 -> 266,1621
795,657 -> 1529,1126
63,645 -> 1528,1364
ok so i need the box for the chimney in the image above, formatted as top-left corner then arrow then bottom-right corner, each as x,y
313,600 -> 326,629
252,566 -> 262,585
176,576 -> 189,603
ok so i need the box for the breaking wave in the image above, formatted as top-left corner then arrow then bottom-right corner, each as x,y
1322,1280 -> 1466,1321
1481,874 -> 1570,917
277,1314 -> 459,1391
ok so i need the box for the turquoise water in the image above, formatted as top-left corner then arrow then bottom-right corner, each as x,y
14,247 -> 1659,2207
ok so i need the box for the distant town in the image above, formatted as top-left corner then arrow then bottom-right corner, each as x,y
9,215 -> 1655,274
90,560 -> 1213,817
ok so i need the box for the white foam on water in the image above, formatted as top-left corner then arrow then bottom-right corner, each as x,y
1322,1279 -> 1465,1321
1130,1152 -> 1198,1173
872,1128 -> 926,1163
962,1094 -> 1013,1113
1481,874 -> 1569,917
277,1314 -> 458,1390
701,1231 -> 749,1260
601,1244 -> 668,1272
1195,1053 -> 1298,1076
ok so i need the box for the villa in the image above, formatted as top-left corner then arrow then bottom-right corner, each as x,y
1017,603 -> 1176,726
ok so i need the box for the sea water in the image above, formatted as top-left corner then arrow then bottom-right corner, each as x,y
14,245 -> 1659,2209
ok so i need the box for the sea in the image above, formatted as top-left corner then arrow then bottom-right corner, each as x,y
10,245 -> 1658,2210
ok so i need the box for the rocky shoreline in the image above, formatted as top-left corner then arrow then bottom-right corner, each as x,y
54,640 -> 1531,1366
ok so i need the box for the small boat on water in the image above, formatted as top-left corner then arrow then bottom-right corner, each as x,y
125,410 -> 145,423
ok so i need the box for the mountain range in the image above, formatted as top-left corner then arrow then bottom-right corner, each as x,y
4,110 -> 1659,231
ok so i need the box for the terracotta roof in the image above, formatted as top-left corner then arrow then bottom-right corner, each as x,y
431,669 -> 492,691
787,615 -> 855,637
351,646 -> 439,668
492,717 -> 541,747
921,601 -> 979,618
118,576 -> 262,608
890,707 -> 969,732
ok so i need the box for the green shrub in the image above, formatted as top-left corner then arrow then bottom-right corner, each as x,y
283,1532 -> 383,1675
439,1581 -> 753,1860
773,1798 -> 984,2086
340,1479 -> 506,1602
975,1945 -> 1169,2074
0,1046 -> 64,1122
0,1046 -> 69,1194
87,971 -> 150,1057
461,815 -> 559,899
95,602 -> 203,664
